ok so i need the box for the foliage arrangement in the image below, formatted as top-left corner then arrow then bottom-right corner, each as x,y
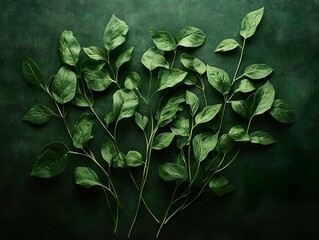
22,7 -> 294,238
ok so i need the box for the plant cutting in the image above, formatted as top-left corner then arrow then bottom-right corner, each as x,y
22,7 -> 294,238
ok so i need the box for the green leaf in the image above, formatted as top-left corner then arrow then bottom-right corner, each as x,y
21,57 -> 43,85
51,66 -> 77,104
216,134 -> 235,154
185,90 -> 200,116
170,116 -> 189,137
112,152 -> 126,168
149,28 -> 176,51
23,104 -> 57,125
204,154 -> 223,172
125,151 -> 144,167
244,64 -> 273,80
101,135 -> 117,165
74,167 -> 104,188
113,89 -> 139,121
31,142 -> 69,178
195,104 -> 222,125
176,136 -> 189,149
176,27 -> 206,47
158,163 -> 188,181
156,93 -> 185,127
180,53 -> 206,75
174,151 -> 186,167
124,72 -> 142,90
103,15 -> 129,51
72,80 -> 94,107
250,81 -> 275,117
183,72 -> 197,85
209,176 -> 235,196
135,112 -> 148,131
115,47 -> 134,69
152,132 -> 175,150
157,68 -> 187,91
228,125 -> 250,142
193,132 -> 218,162
207,65 -> 231,95
234,79 -> 255,93
83,46 -> 106,61
73,113 -> 94,149
231,100 -> 249,119
250,131 -> 275,145
104,111 -> 115,126
59,30 -> 81,66
81,59 -> 105,73
269,99 -> 295,124
141,47 -> 169,71
214,39 -> 240,52
240,7 -> 264,39
85,70 -> 113,91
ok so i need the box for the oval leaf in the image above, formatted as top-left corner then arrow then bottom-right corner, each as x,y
21,57 -> 43,85
157,68 -> 187,91
150,28 -> 176,51
101,135 -> 117,165
125,151 -> 144,167
73,113 -> 94,149
240,7 -> 264,39
176,27 -> 206,47
193,132 -> 218,162
103,15 -> 129,51
244,64 -> 273,80
185,90 -> 200,116
83,46 -> 106,61
180,53 -> 206,75
152,132 -> 175,150
74,167 -> 104,188
170,116 -> 189,137
113,89 -> 139,121
269,99 -> 295,124
234,79 -> 255,93
195,104 -> 222,125
23,104 -> 57,125
214,39 -> 240,52
250,81 -> 275,117
59,30 -> 81,66
141,47 -> 169,71
207,65 -> 231,95
81,59 -> 105,73
115,47 -> 134,69
124,72 -> 142,90
250,131 -> 275,145
158,163 -> 188,181
209,176 -> 235,196
85,70 -> 113,91
228,125 -> 250,142
231,100 -> 249,119
216,134 -> 235,154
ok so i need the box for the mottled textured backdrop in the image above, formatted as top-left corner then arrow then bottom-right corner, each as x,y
1,0 -> 319,239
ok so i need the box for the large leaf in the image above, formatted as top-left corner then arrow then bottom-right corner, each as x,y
231,100 -> 249,119
195,104 -> 222,125
250,131 -> 275,145
113,89 -> 139,121
157,68 -> 187,91
216,134 -> 235,154
103,15 -> 129,51
234,79 -> 255,93
31,143 -> 69,178
176,27 -> 206,47
134,112 -> 148,131
185,90 -> 200,116
51,66 -> 77,104
101,135 -> 117,165
115,47 -> 134,69
152,132 -> 175,150
124,72 -> 142,90
240,7 -> 264,39
209,176 -> 235,196
180,53 -> 206,75
269,99 -> 295,124
214,39 -> 240,52
83,46 -> 106,61
149,28 -> 176,51
228,125 -> 250,142
23,104 -> 57,125
207,65 -> 231,95
73,113 -> 94,149
59,30 -> 81,66
170,116 -> 189,137
193,132 -> 218,162
244,64 -> 273,80
21,57 -> 43,85
141,47 -> 169,71
74,167 -> 104,188
84,70 -> 113,91
158,163 -> 188,181
125,151 -> 144,167
250,81 -> 275,117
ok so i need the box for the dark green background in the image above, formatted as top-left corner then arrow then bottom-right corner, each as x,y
1,0 -> 319,239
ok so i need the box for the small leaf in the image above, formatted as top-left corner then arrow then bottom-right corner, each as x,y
59,30 -> 81,66
234,79 -> 255,94
74,167 -> 104,188
216,134 -> 235,154
113,89 -> 139,121
149,28 -> 176,51
244,64 -> 273,80
103,15 -> 129,51
104,111 -> 115,126
185,90 -> 200,116
174,152 -> 186,167
214,39 -> 240,52
176,27 -> 206,47
31,143 -> 69,178
152,132 -> 175,150
176,136 -> 189,149
180,53 -> 206,75
83,46 -> 106,61
195,104 -> 222,125
141,47 -> 169,71
250,81 -> 275,117
228,125 -> 250,142
183,72 -> 198,85
112,152 -> 126,168
135,112 -> 148,131
101,135 -> 117,165
170,116 -> 189,137
73,113 -> 94,149
209,176 -> 235,196
250,131 -> 275,145
115,47 -> 134,69
193,132 -> 218,162
158,163 -> 188,181
85,70 -> 113,91
231,100 -> 249,119
125,151 -> 144,167
269,99 -> 295,124
207,65 -> 231,95
81,59 -> 105,73
23,104 -> 57,125
51,66 -> 77,104
21,57 -> 43,85
157,68 -> 187,91
72,80 -> 94,107
124,72 -> 142,90
240,7 -> 264,39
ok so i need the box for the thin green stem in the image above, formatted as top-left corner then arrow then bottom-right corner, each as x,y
170,48 -> 177,69
231,39 -> 246,86
215,147 -> 242,173
136,89 -> 149,104
247,117 -> 253,133
147,70 -> 153,100
89,106 -> 115,142
197,74 -> 208,106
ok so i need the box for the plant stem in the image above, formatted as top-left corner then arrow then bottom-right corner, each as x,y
171,48 -> 177,69
147,70 -> 153,100
197,74 -> 208,106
